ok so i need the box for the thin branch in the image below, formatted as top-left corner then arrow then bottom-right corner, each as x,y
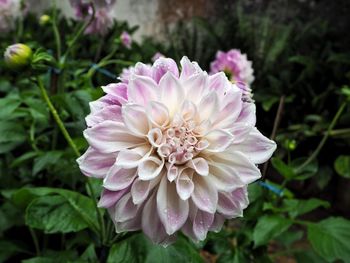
295,102 -> 347,173
262,95 -> 285,179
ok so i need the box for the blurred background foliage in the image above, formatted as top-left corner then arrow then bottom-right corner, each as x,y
0,0 -> 350,262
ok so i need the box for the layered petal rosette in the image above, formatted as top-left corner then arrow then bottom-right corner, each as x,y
210,49 -> 255,86
78,56 -> 276,245
69,0 -> 116,35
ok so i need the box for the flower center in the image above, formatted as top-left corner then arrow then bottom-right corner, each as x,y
147,120 -> 208,165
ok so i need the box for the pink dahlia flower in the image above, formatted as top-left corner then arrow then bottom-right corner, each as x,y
78,56 -> 276,245
120,31 -> 132,49
210,49 -> 255,86
152,52 -> 165,62
69,0 -> 116,35
0,0 -> 20,33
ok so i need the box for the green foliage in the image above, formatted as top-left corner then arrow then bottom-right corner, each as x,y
308,217 -> 350,262
13,187 -> 100,234
26,195 -> 93,234
334,155 -> 350,178
253,215 -> 292,247
107,234 -> 203,263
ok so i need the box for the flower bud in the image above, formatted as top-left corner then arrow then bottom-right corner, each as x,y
120,31 -> 132,49
4,43 -> 33,69
39,15 -> 51,25
287,140 -> 297,151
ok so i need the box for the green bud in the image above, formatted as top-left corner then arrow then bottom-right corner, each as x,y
39,15 -> 51,25
4,43 -> 33,69
287,140 -> 296,151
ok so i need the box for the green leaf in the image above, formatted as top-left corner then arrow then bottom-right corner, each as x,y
340,85 -> 350,99
10,151 -> 39,168
247,182 -> 263,203
262,96 -> 279,112
233,250 -> 249,263
294,250 -> 327,263
12,187 -> 100,233
276,230 -> 303,247
315,166 -> 332,190
24,97 -> 50,124
22,250 -> 78,263
0,201 -> 23,233
265,26 -> 292,66
107,234 -> 203,263
32,151 -> 63,175
290,157 -> 318,180
79,244 -> 97,262
271,158 -> 295,179
0,121 -> 27,154
107,240 -> 136,263
11,187 -> 57,209
307,217 -> 350,262
26,195 -> 92,233
287,198 -> 330,218
0,240 -> 26,262
334,155 -> 350,178
0,95 -> 21,120
145,237 -> 203,263
253,215 -> 292,247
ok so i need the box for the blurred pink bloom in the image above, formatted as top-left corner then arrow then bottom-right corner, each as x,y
84,8 -> 113,36
0,0 -> 20,33
120,31 -> 132,48
210,49 -> 255,86
152,52 -> 165,62
78,56 -> 276,245
69,0 -> 116,35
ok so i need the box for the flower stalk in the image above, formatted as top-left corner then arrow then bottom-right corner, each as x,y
62,3 -> 96,61
296,101 -> 347,173
36,76 -> 106,244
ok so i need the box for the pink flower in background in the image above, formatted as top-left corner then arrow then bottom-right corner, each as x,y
84,8 -> 113,36
77,56 -> 276,245
120,31 -> 132,49
0,0 -> 20,33
152,52 -> 165,62
69,0 -> 116,35
210,49 -> 255,86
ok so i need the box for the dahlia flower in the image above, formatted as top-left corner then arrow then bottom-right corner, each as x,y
0,0 -> 20,33
210,49 -> 255,86
119,64 -> 152,84
120,31 -> 132,49
78,56 -> 276,245
152,52 -> 165,62
69,0 -> 116,35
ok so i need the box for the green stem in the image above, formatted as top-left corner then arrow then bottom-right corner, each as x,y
292,219 -> 312,226
52,7 -> 62,59
36,77 -> 80,157
36,76 -> 106,244
15,18 -> 24,42
30,122 -> 39,152
86,59 -> 134,79
328,128 -> 350,137
29,228 -> 40,256
86,180 -> 106,244
62,4 -> 96,60
262,95 -> 285,179
296,102 -> 347,173
110,232 -> 135,245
